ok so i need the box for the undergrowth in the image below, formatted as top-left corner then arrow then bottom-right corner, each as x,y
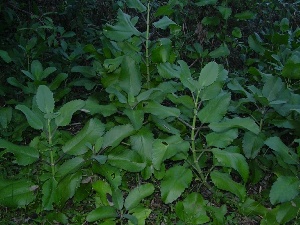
0,0 -> 299,224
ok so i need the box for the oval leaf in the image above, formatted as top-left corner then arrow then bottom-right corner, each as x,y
55,100 -> 85,126
36,85 -> 55,114
212,148 -> 249,182
103,124 -> 135,148
161,166 -> 193,204
42,178 -> 58,210
269,176 -> 300,205
198,92 -> 231,123
55,157 -> 85,179
209,117 -> 260,134
153,16 -> 176,29
124,183 -> 155,210
198,61 -> 219,88
108,150 -> 146,172
15,105 -> 43,130
0,179 -> 36,207
175,193 -> 210,224
62,119 -> 105,155
0,139 -> 39,166
210,170 -> 246,200
86,206 -> 117,222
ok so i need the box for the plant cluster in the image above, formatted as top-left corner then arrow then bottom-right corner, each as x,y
0,0 -> 299,224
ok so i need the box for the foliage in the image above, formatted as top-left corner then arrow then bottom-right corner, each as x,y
0,0 -> 300,224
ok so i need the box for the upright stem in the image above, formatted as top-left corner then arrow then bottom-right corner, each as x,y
191,90 -> 206,182
145,2 -> 150,88
47,119 -> 55,177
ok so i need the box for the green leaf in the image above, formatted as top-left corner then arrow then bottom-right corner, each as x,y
0,139 -> 39,166
21,68 -> 33,79
152,38 -> 172,63
15,105 -> 43,130
217,6 -> 232,20
103,9 -> 141,41
49,73 -> 68,90
86,206 -> 118,222
104,56 -> 124,73
155,5 -> 174,17
55,172 -> 82,206
0,107 -> 12,128
0,179 -> 36,207
198,92 -> 231,123
212,149 -> 249,182
270,176 -> 300,205
0,50 -> 12,63
62,119 -> 105,155
31,60 -> 43,81
124,183 -> 155,210
201,16 -> 220,26
157,62 -> 180,79
94,164 -> 122,189
124,109 -> 144,130
282,53 -> 300,79
92,180 -> 112,206
198,61 -> 219,88
144,101 -> 180,119
276,199 -> 300,224
209,44 -> 230,58
136,88 -> 161,102
178,60 -> 197,92
103,124 -> 135,148
45,212 -> 68,224
151,117 -> 180,135
123,214 -> 138,225
71,66 -> 96,78
161,166 -> 193,203
42,67 -> 57,80
126,0 -> 146,12
232,27 -> 242,38
262,76 -> 286,103
119,56 -> 141,97
36,85 -> 55,114
234,11 -> 256,20
128,206 -> 152,225
130,129 -> 153,163
108,149 -> 146,172
248,35 -> 265,54
55,100 -> 85,126
207,204 -> 227,224
84,98 -> 117,117
239,197 -> 268,216
175,192 -> 210,224
112,188 -> 124,210
209,117 -> 260,134
42,178 -> 58,210
210,170 -> 246,200
195,0 -> 218,6
152,136 -> 189,170
206,129 -> 238,148
56,157 -> 85,179
280,18 -> 289,32
153,16 -> 176,29
242,132 -> 265,159
264,136 -> 298,165
200,82 -> 223,101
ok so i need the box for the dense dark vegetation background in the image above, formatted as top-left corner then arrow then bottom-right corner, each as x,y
0,0 -> 299,224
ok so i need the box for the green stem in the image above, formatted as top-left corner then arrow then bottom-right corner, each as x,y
47,119 -> 55,177
191,90 -> 205,181
146,2 -> 150,88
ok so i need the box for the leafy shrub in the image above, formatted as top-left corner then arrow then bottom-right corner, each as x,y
0,0 -> 299,224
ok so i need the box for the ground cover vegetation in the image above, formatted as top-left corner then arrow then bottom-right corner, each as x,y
0,0 -> 299,224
